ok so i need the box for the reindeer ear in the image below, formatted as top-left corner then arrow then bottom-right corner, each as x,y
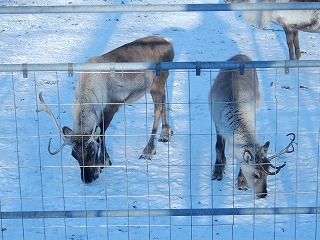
261,141 -> 270,154
62,126 -> 74,142
62,126 -> 74,136
243,150 -> 253,163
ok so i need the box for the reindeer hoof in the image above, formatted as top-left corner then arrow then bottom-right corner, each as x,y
158,136 -> 169,143
139,147 -> 156,160
212,171 -> 224,181
139,154 -> 150,160
139,150 -> 156,160
159,128 -> 173,142
238,186 -> 248,191
139,143 -> 156,160
212,165 -> 225,181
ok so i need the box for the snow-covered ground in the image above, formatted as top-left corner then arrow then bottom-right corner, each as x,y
0,0 -> 319,239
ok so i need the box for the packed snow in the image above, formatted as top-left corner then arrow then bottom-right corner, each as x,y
0,0 -> 319,239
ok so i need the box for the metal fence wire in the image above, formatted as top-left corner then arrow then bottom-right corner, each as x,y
0,2 -> 320,240
0,64 -> 319,239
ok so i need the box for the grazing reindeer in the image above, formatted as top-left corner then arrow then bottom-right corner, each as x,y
226,0 -> 320,60
38,36 -> 174,183
209,54 -> 295,198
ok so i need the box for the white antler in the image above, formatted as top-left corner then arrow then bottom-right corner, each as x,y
37,92 -> 74,155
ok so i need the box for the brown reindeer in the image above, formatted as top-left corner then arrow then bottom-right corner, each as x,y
38,36 -> 174,183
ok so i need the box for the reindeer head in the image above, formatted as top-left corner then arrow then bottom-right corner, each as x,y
61,126 -> 102,183
241,133 -> 295,198
38,92 -> 103,183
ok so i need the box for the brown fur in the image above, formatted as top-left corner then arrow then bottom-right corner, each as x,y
42,36 -> 175,183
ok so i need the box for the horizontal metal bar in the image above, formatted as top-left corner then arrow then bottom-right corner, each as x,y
1,207 -> 320,219
0,61 -> 319,74
0,3 -> 319,15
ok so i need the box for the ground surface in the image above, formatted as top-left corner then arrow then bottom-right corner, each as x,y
0,0 -> 319,239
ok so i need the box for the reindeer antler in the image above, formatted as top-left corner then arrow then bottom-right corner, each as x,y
267,133 -> 295,161
37,92 -> 74,155
261,133 -> 296,175
261,162 -> 287,176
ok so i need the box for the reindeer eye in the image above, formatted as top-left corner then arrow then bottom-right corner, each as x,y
253,173 -> 261,180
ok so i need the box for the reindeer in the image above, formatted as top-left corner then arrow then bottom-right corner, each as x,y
209,54 -> 295,198
38,36 -> 174,183
226,0 -> 320,60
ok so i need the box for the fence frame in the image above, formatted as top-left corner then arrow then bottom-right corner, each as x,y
1,1 -> 320,223
1,59 -> 319,219
1,60 -> 320,78
1,207 -> 320,219
0,3 -> 319,14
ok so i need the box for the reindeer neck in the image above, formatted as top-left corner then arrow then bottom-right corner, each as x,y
72,103 -> 99,135
231,130 -> 261,156
230,137 -> 261,164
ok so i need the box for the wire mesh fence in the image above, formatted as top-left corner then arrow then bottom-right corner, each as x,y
0,62 -> 319,239
1,1 -> 320,239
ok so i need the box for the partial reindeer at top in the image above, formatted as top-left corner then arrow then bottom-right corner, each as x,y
226,0 -> 320,60
38,36 -> 174,183
209,54 -> 295,198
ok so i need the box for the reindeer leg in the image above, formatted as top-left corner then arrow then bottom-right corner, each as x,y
212,131 -> 226,181
99,104 -> 119,166
139,103 -> 160,159
158,90 -> 173,142
292,29 -> 301,60
237,168 -> 249,190
284,27 -> 295,60
140,73 -> 168,159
